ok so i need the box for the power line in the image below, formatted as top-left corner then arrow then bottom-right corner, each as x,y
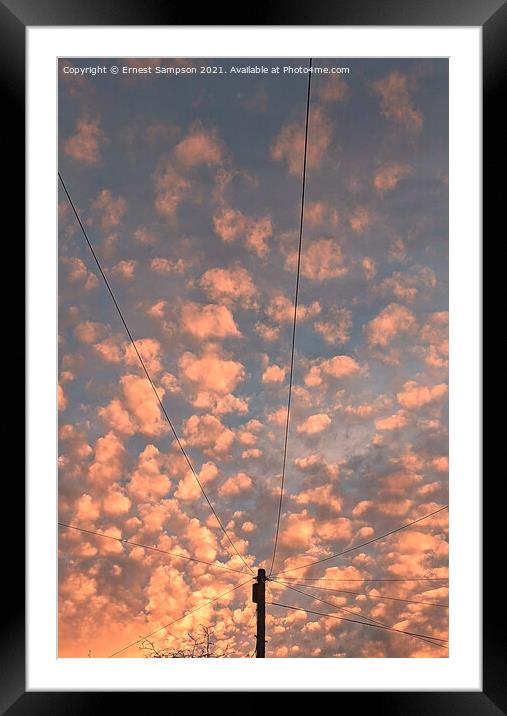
273,505 -> 449,576
269,57 -> 313,577
272,580 -> 446,649
267,601 -> 448,650
58,522 -> 251,577
58,172 -> 254,576
274,579 -> 448,608
109,578 -> 253,658
278,576 -> 449,583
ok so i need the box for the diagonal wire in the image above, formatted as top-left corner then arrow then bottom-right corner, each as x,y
108,578 -> 253,658
58,522 -> 251,577
278,576 -> 449,583
274,579 -> 448,608
273,505 -> 448,576
58,172 -> 254,576
267,601 -> 448,650
271,579 -> 446,650
269,57 -> 313,576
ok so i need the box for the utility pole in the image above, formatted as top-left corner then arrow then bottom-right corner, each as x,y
252,568 -> 266,657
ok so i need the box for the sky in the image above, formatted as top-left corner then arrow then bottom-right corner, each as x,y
58,57 -> 449,659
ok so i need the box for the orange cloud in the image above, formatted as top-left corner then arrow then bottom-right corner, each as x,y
365,303 -> 417,348
314,307 -> 352,345
90,190 -> 127,231
397,381 -> 448,410
266,294 -> 321,324
305,355 -> 362,387
271,106 -> 332,175
182,414 -> 235,456
179,344 -> 245,395
246,217 -> 272,258
305,201 -> 339,227
362,257 -> 376,280
293,484 -> 342,513
262,364 -> 286,384
128,444 -> 172,503
317,75 -> 348,103
174,124 -> 223,168
63,118 -> 106,165
285,239 -> 347,281
371,70 -> 423,133
88,431 -> 125,489
180,302 -> 241,339
349,206 -> 373,234
200,266 -> 257,308
375,411 -> 409,431
153,160 -> 191,217
74,321 -> 108,344
111,260 -> 137,280
297,413 -> 331,435
213,206 -> 248,243
218,472 -> 253,497
374,163 -> 413,193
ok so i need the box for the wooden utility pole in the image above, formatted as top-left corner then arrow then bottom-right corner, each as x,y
252,568 -> 266,657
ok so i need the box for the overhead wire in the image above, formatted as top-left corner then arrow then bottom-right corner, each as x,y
273,505 -> 449,576
274,579 -> 448,608
58,172 -> 254,576
267,601 -> 448,650
58,522 -> 252,577
108,578 -> 253,658
271,579 -> 447,650
269,57 -> 313,576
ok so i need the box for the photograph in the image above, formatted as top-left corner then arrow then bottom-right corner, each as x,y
57,56 -> 450,660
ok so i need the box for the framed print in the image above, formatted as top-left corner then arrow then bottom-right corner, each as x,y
7,0 -> 499,711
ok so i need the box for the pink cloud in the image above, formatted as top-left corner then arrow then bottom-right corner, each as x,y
305,201 -> 339,227
64,118 -> 106,165
88,431 -> 125,490
271,106 -> 333,175
58,384 -> 67,411
218,472 -> 253,497
182,414 -> 235,456
304,355 -> 362,387
74,321 -> 109,344
200,266 -> 257,308
293,484 -> 342,513
179,344 -> 245,395
362,257 -> 376,280
317,75 -> 349,103
374,411 -> 409,431
262,364 -> 286,384
180,302 -> 241,339
128,444 -> 172,503
314,307 -> 352,345
374,163 -> 413,194
371,70 -> 423,134
397,381 -> 448,409
365,303 -> 417,348
266,294 -> 321,324
246,217 -> 272,258
173,124 -> 223,168
153,160 -> 191,217
111,260 -> 137,280
349,206 -> 373,234
297,413 -> 331,435
61,257 -> 98,289
90,190 -> 127,231
213,206 -> 248,243
285,239 -> 347,281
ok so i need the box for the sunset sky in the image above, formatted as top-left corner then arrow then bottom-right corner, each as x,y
58,57 -> 449,658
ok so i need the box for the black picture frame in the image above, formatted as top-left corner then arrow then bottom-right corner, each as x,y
6,0 -> 498,711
